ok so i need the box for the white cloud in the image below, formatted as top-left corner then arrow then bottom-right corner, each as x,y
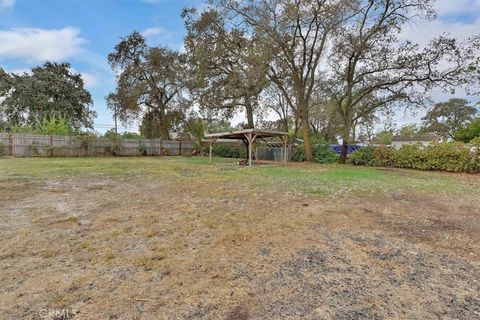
69,67 -> 98,89
4,68 -> 30,75
141,27 -> 165,37
0,0 -> 15,9
80,72 -> 98,89
434,0 -> 480,17
0,27 -> 85,62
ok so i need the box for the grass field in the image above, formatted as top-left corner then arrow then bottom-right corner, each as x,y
1,157 -> 479,319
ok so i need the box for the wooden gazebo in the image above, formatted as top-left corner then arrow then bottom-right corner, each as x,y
205,129 -> 289,166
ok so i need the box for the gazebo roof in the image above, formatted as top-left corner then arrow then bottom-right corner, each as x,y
205,129 -> 289,166
205,128 -> 288,140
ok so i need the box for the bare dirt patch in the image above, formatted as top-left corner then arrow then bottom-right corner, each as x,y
0,160 -> 479,319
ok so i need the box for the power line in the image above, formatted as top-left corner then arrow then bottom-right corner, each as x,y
93,123 -> 139,130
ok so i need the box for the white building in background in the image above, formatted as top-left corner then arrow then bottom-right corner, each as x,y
391,134 -> 441,149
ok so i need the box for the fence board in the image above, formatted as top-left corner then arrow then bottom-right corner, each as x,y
0,133 -> 193,157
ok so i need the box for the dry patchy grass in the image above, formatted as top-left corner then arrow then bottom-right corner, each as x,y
0,157 -> 479,319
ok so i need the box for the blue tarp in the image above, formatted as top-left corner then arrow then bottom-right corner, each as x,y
330,144 -> 362,155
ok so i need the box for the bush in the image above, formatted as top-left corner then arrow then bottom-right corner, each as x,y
372,146 -> 392,166
105,135 -> 124,156
139,145 -> 148,156
30,142 -> 43,156
37,115 -> 75,136
390,144 -> 428,169
0,142 -> 4,156
312,142 -> 338,163
350,142 -> 480,173
349,147 -> 375,165
350,146 -> 392,166
75,135 -> 96,154
211,144 -> 246,158
291,144 -> 305,162
470,137 -> 480,172
292,139 -> 338,163
424,142 -> 472,172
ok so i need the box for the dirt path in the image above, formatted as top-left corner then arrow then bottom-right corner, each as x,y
0,170 -> 479,319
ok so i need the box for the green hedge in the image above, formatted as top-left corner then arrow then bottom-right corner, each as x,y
349,140 -> 480,173
210,144 -> 247,158
292,140 -> 338,163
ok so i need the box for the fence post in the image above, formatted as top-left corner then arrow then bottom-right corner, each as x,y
160,139 -> 163,156
179,141 -> 182,156
8,133 -> 13,156
50,135 -> 53,157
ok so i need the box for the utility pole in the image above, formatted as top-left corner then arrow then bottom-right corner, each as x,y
114,104 -> 118,134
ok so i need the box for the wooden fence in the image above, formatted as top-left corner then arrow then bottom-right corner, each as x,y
0,133 -> 193,157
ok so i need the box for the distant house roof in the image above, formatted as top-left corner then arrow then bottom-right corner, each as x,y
392,134 -> 440,142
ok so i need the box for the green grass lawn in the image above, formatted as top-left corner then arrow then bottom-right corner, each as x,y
1,156 -> 475,197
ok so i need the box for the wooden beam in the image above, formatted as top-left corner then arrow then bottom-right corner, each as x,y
245,132 -> 253,167
281,136 -> 288,164
208,138 -> 216,163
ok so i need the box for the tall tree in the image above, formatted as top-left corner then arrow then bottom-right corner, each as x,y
107,32 -> 188,139
0,62 -> 95,129
217,0 -> 351,161
309,99 -> 342,143
260,85 -> 296,134
183,8 -> 269,128
453,118 -> 480,143
422,98 -> 478,139
398,124 -> 422,136
466,35 -> 480,96
325,0 -> 466,162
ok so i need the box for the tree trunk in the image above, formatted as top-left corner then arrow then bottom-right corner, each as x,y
158,110 -> 170,140
300,105 -> 313,162
339,126 -> 349,164
245,97 -> 254,129
351,120 -> 356,143
339,112 -> 353,164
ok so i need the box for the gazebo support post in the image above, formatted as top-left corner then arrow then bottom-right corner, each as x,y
245,132 -> 257,167
208,138 -> 217,163
281,135 -> 288,164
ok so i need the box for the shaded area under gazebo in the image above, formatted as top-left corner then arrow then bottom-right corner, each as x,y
205,129 -> 289,166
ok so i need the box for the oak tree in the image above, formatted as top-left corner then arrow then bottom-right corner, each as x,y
0,62 -> 95,130
183,8 -> 269,128
325,0 -> 466,162
107,32 -> 188,139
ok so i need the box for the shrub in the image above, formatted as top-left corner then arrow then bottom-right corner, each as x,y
349,147 -> 375,165
350,146 -> 392,166
312,141 -> 338,163
390,144 -> 428,169
139,145 -> 148,156
37,115 -> 75,136
292,144 -> 305,162
372,146 -> 392,166
75,135 -> 96,155
30,142 -> 43,156
292,139 -> 338,163
105,135 -> 124,156
211,144 -> 246,158
350,142 -> 480,173
0,142 -> 4,156
470,137 -> 480,172
424,142 -> 472,172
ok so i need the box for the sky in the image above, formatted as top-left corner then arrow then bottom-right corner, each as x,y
0,0 -> 479,133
